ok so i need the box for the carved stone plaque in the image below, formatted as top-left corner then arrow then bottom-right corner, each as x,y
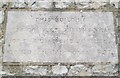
3,11 -> 118,62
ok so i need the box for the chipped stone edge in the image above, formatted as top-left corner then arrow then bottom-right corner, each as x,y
0,1 -> 119,76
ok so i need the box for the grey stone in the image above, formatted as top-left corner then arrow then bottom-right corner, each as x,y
92,63 -> 118,76
52,65 -> 68,75
10,0 -> 26,8
102,64 -> 118,73
110,2 -> 119,8
91,0 -> 109,2
23,66 -> 48,75
92,64 -> 102,73
0,2 -> 8,9
29,2 -> 52,9
0,2 -> 3,8
0,45 -> 2,63
3,11 -> 118,63
55,2 -> 70,8
110,0 -> 120,2
76,3 -> 90,9
75,0 -> 91,3
25,0 -> 53,9
68,64 -> 92,76
89,3 -> 107,9
0,66 -> 14,76
0,11 -> 4,63
3,66 -> 22,75
76,2 -> 107,9
0,11 -> 4,25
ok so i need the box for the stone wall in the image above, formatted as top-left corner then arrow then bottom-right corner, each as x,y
0,0 -> 120,77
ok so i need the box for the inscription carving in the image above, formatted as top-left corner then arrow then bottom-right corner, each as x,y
3,11 -> 118,62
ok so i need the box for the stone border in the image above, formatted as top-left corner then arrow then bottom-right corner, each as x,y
0,1 -> 119,76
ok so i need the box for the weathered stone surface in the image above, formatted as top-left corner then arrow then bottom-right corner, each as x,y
75,0 -> 91,3
76,3 -> 90,9
0,2 -> 8,9
68,64 -> 92,76
29,2 -> 52,9
110,2 -> 119,8
110,0 -> 120,2
10,2 -> 26,8
52,65 -> 68,75
0,66 -> 2,77
0,2 -> 3,8
76,2 -> 107,9
23,66 -> 48,75
90,0 -> 120,2
0,11 -> 4,64
0,11 -> 3,39
91,0 -> 109,2
89,3 -> 107,9
3,66 -> 21,75
3,11 -> 118,63
91,63 -> 118,76
10,0 -> 53,9
0,11 -> 4,25
55,2 -> 70,8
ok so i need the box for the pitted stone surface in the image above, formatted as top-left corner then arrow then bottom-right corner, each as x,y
3,11 -> 118,63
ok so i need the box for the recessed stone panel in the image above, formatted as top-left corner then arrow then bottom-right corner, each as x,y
3,11 -> 118,62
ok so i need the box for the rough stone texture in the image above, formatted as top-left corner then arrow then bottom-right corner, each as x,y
92,63 -> 118,76
9,0 -> 53,9
3,66 -> 22,76
76,2 -> 107,9
55,2 -> 70,9
0,3 -> 2,9
91,0 -> 109,2
0,1 -> 119,77
68,64 -> 92,76
52,65 -> 68,75
0,11 -> 4,64
0,11 -> 4,25
0,2 -> 8,9
7,0 -> 120,10
110,0 -> 120,2
28,1 -> 52,9
75,0 -> 91,3
3,11 -> 118,63
10,2 -> 26,8
23,66 -> 48,75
